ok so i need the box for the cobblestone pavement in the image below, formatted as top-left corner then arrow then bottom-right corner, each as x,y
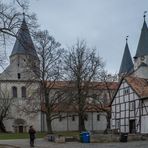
0,139 -> 148,148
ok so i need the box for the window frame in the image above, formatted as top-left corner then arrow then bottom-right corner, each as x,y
12,86 -> 17,98
97,114 -> 100,121
21,86 -> 26,98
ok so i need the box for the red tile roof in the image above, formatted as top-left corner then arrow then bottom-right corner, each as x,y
45,81 -> 118,90
41,103 -> 110,113
125,76 -> 148,98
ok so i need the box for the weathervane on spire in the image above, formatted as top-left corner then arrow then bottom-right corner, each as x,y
23,12 -> 25,20
144,11 -> 147,21
126,35 -> 129,43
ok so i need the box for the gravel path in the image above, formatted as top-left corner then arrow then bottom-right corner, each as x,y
0,139 -> 148,148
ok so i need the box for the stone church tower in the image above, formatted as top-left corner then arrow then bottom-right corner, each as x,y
119,15 -> 148,79
133,16 -> 148,78
0,17 -> 41,133
0,17 -> 40,80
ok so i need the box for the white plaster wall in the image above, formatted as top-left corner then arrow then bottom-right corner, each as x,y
52,113 -> 69,131
133,66 -> 148,79
67,113 -> 78,131
0,55 -> 39,80
3,119 -> 14,132
141,116 -> 148,133
111,81 -> 141,133
0,81 -> 41,132
44,112 -> 107,132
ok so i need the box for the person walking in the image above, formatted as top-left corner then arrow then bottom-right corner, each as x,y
29,126 -> 36,147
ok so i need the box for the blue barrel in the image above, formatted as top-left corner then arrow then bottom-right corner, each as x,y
82,132 -> 90,143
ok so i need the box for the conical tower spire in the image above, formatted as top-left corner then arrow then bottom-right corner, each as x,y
119,37 -> 134,75
10,15 -> 38,58
134,12 -> 148,58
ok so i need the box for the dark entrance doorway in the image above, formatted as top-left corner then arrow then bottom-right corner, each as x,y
129,120 -> 136,133
19,126 -> 23,133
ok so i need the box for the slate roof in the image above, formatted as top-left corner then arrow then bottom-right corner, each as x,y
10,18 -> 38,58
119,42 -> 134,75
134,19 -> 148,58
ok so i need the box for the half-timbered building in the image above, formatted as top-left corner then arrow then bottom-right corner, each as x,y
111,15 -> 148,134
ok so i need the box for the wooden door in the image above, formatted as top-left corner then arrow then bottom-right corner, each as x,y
19,126 -> 23,133
129,120 -> 135,133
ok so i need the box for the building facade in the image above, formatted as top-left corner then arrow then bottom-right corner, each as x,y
111,16 -> 148,134
0,17 -> 117,133
0,18 -> 41,133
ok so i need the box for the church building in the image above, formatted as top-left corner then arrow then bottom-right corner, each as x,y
0,17 -> 41,133
0,17 -> 118,133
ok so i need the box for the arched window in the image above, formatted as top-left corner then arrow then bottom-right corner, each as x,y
12,86 -> 17,98
21,86 -> 26,98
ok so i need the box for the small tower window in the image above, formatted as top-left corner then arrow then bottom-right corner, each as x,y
97,114 -> 100,121
18,73 -> 21,79
21,86 -> 26,98
84,114 -> 88,121
12,86 -> 17,98
72,115 -> 75,121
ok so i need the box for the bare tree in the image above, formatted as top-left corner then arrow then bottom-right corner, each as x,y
0,0 -> 37,41
91,71 -> 118,133
0,87 -> 14,132
0,0 -> 38,68
32,30 -> 65,133
63,40 -> 104,132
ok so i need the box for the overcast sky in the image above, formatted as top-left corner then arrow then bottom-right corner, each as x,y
23,0 -> 148,73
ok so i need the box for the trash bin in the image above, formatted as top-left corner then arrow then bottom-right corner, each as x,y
80,132 -> 90,143
120,133 -> 128,142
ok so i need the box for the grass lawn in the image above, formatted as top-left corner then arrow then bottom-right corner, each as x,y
0,131 -> 80,140
0,132 -> 46,140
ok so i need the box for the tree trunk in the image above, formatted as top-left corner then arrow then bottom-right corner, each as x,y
104,112 -> 111,134
46,114 -> 53,134
0,120 -> 6,133
79,113 -> 85,132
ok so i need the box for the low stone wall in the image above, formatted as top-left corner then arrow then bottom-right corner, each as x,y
45,133 -> 148,143
90,134 -> 119,143
128,134 -> 142,141
90,133 -> 148,143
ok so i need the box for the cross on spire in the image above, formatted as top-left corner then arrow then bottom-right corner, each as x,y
144,11 -> 147,21
22,12 -> 25,20
126,35 -> 129,43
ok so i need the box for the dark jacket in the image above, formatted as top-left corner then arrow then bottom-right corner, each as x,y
29,128 -> 36,140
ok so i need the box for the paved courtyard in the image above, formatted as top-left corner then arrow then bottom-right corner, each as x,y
0,139 -> 148,148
